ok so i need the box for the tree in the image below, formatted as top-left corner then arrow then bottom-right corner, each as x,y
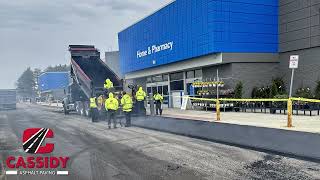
251,87 -> 258,98
270,77 -> 286,97
33,68 -> 42,96
16,67 -> 36,98
234,81 -> 243,98
315,81 -> 320,99
44,64 -> 70,72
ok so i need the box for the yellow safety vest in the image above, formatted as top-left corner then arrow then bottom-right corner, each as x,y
104,79 -> 113,89
90,97 -> 97,108
121,94 -> 133,112
153,94 -> 163,101
105,98 -> 119,111
136,90 -> 146,101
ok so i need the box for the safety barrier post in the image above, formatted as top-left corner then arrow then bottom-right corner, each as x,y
287,98 -> 293,127
216,99 -> 221,121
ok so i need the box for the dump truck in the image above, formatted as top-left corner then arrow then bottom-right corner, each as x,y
63,45 -> 123,116
0,89 -> 17,110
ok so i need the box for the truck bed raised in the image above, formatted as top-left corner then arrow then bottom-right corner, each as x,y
70,45 -> 122,99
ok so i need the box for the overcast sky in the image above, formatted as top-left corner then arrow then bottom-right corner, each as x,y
0,0 -> 172,89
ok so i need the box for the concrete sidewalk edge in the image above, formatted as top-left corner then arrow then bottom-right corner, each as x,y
132,116 -> 320,162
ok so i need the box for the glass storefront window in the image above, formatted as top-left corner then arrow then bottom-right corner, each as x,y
152,87 -> 157,94
157,86 -> 163,94
170,80 -> 184,91
163,85 -> 168,95
147,87 -> 152,95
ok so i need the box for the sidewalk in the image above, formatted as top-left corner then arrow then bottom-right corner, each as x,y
147,107 -> 320,134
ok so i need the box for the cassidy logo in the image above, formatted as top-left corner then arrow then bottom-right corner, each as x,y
5,128 -> 70,176
23,128 -> 54,154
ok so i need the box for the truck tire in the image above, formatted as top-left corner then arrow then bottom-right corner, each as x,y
63,105 -> 69,115
75,102 -> 83,115
75,102 -> 80,114
80,102 -> 85,116
84,102 -> 90,117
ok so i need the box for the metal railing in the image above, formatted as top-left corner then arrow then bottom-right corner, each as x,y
178,96 -> 320,128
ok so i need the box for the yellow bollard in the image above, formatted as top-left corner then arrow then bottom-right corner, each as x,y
287,98 -> 293,127
216,100 -> 221,121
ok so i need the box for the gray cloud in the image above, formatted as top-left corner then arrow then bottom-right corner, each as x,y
94,0 -> 148,11
0,0 -> 172,88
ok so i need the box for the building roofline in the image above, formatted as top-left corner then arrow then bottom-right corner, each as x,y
39,72 -> 69,78
119,0 -> 176,33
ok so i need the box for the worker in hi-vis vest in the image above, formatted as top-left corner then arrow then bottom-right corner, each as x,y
121,91 -> 133,127
90,96 -> 99,122
105,92 -> 119,129
153,92 -> 164,116
104,78 -> 113,90
135,86 -> 146,115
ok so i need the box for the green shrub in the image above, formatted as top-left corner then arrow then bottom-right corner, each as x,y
270,77 -> 286,98
234,81 -> 243,98
251,87 -> 258,98
315,81 -> 320,99
274,94 -> 288,99
258,86 -> 271,98
295,87 -> 313,98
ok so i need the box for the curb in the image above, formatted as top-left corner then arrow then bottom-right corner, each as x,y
132,116 -> 320,162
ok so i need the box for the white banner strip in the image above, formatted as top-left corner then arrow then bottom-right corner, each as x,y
57,171 -> 69,175
6,171 -> 18,175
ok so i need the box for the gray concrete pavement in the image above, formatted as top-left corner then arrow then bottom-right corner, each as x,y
148,108 -> 320,134
0,104 -> 319,179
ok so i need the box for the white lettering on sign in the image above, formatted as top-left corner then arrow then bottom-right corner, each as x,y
137,50 -> 148,58
289,55 -> 299,69
136,41 -> 174,59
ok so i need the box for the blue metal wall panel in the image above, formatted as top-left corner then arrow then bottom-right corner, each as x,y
38,72 -> 69,92
118,0 -> 278,74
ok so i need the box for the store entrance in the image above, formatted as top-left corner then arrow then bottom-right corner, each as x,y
146,83 -> 169,107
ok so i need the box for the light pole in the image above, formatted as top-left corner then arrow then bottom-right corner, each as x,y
216,69 -> 219,99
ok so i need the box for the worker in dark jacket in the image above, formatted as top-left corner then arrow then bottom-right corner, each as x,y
121,92 -> 133,127
90,96 -> 99,122
153,92 -> 163,116
105,92 -> 119,129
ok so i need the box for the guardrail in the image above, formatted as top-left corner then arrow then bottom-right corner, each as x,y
181,96 -> 320,128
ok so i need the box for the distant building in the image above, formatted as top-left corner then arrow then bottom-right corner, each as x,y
38,72 -> 70,101
105,51 -> 123,79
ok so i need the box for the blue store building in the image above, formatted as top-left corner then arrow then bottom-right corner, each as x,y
119,0 -> 320,106
38,72 -> 70,101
